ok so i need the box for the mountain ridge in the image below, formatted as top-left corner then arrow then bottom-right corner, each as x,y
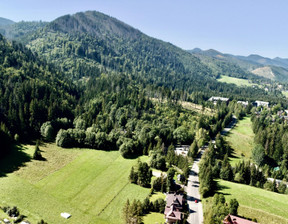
0,17 -> 15,26
189,48 -> 288,82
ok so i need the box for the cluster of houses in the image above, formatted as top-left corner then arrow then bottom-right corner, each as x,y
163,193 -> 260,224
208,96 -> 269,108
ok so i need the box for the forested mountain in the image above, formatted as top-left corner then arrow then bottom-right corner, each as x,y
14,10 -> 282,103
189,48 -> 288,82
0,21 -> 47,41
0,17 -> 15,26
0,33 -> 78,156
238,54 -> 288,70
0,11 -> 287,157
188,49 -> 263,81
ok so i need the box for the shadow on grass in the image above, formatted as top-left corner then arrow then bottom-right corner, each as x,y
215,180 -> 231,196
228,147 -> 239,159
0,144 -> 31,177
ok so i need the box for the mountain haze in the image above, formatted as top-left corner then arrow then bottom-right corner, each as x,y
0,17 -> 15,26
189,48 -> 288,82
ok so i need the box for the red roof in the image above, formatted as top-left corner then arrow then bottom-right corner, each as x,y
223,214 -> 260,224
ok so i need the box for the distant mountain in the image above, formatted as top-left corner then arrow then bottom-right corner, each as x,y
0,17 -> 15,26
237,54 -> 288,70
5,10 -> 278,103
188,48 -> 262,81
189,48 -> 288,82
0,21 -> 48,40
24,11 -> 215,91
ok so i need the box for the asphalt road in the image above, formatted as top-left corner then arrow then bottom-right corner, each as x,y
186,116 -> 237,224
186,150 -> 204,224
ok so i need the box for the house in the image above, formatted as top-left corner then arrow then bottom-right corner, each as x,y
267,177 -> 288,187
164,205 -> 182,224
175,145 -> 189,156
164,193 -> 184,224
223,214 -> 259,224
254,101 -> 269,107
237,101 -> 249,107
208,96 -> 229,105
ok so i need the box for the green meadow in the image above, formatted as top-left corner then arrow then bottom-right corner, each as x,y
225,117 -> 255,165
217,180 -> 288,224
217,75 -> 257,87
143,212 -> 165,224
0,144 -> 150,224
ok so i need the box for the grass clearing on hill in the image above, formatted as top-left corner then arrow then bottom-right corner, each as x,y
217,179 -> 288,224
225,117 -> 254,166
0,143 -> 150,224
217,75 -> 258,87
150,98 -> 213,116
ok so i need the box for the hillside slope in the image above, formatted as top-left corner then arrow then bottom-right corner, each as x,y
189,48 -> 288,82
0,33 -> 77,145
26,11 -> 212,89
20,10 -> 283,103
0,17 -> 14,26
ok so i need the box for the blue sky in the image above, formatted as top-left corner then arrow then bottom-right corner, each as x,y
1,0 -> 287,58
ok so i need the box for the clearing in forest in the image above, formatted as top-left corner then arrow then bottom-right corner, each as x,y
0,143 -> 150,224
225,116 -> 254,165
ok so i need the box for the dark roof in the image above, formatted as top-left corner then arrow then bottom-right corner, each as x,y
166,193 -> 183,207
164,205 -> 182,221
223,214 -> 260,224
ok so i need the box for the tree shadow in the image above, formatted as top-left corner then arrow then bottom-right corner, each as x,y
0,144 -> 31,177
215,180 -> 231,195
228,147 -> 239,159
216,181 -> 230,191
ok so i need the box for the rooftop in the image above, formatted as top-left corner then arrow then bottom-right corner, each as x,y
223,214 -> 260,224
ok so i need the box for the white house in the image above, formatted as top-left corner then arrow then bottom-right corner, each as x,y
254,100 -> 269,107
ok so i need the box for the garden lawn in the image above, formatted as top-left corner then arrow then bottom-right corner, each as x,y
143,212 -> 166,224
218,180 -> 288,224
282,91 -> 288,98
217,75 -> 258,87
225,117 -> 254,165
0,143 -> 150,224
150,192 -> 166,202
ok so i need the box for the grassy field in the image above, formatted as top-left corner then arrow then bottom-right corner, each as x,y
282,91 -> 288,98
217,180 -> 288,224
0,143 -> 150,224
143,212 -> 165,224
179,101 -> 213,116
217,75 -> 257,87
225,117 -> 254,165
150,98 -> 213,116
150,192 -> 166,202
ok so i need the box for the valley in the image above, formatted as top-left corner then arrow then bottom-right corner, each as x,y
0,5 -> 288,224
